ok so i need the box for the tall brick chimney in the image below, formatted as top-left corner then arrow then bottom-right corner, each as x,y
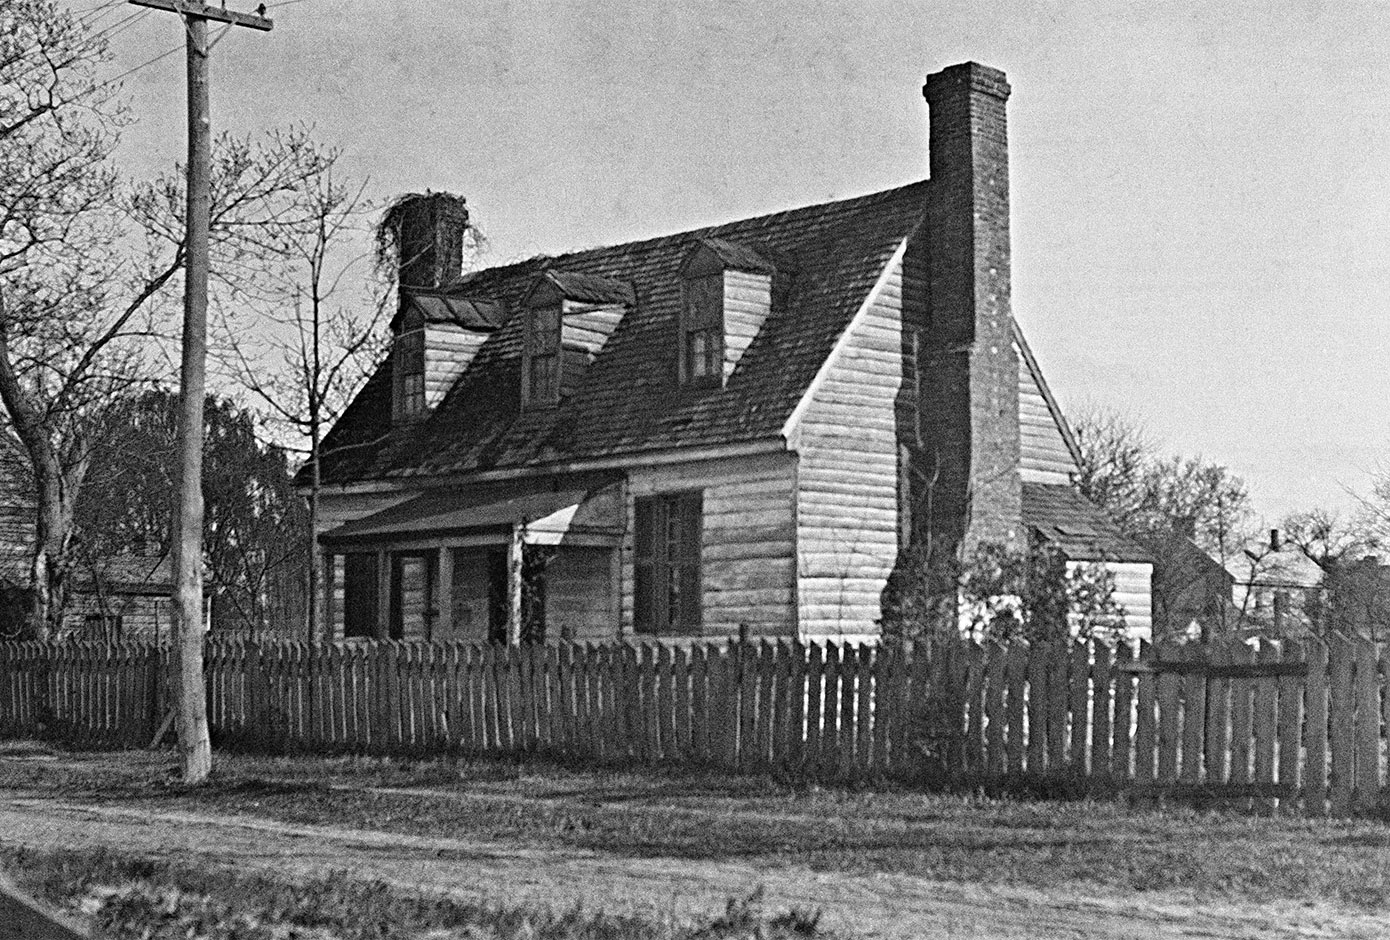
394,192 -> 469,291
917,62 -> 1023,561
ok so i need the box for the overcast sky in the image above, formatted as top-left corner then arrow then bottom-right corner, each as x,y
87,0 -> 1390,524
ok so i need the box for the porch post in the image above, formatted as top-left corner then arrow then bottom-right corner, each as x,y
435,547 -> 453,642
508,525 -> 524,645
321,550 -> 335,642
376,548 -> 392,640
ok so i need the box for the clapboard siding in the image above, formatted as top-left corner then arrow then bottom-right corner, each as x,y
1017,343 -> 1078,484
1066,560 -> 1153,641
424,324 -> 487,408
723,270 -> 772,378
793,254 -> 905,638
546,546 -> 615,641
563,302 -> 624,355
622,451 -> 798,638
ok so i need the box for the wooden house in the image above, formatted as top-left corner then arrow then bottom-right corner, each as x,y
310,61 -> 1154,644
0,451 -> 195,640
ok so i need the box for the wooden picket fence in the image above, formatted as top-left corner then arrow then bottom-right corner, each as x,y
1,635 -> 1388,817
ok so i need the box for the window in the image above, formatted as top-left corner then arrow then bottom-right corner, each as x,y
394,329 -> 426,419
634,492 -> 702,634
524,304 -> 561,405
680,274 -> 723,385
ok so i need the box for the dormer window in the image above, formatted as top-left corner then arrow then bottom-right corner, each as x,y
388,294 -> 502,425
393,328 -> 426,420
521,270 -> 633,408
524,304 -> 561,406
678,238 -> 779,388
682,275 -> 723,384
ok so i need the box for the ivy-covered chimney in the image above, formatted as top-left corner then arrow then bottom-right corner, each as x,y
389,192 -> 470,291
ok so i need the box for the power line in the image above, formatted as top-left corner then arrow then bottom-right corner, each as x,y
89,39 -> 180,92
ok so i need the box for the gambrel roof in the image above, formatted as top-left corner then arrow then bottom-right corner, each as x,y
314,181 -> 929,486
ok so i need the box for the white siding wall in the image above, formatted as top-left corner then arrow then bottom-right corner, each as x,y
547,546 -> 616,641
1066,559 -> 1154,641
622,452 -> 798,639
424,324 -> 487,408
793,256 -> 905,639
562,301 -> 624,356
723,270 -> 772,379
1017,347 -> 1078,485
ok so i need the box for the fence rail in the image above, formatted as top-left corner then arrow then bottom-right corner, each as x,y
1,636 -> 1387,817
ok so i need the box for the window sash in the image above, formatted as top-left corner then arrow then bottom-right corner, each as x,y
634,492 -> 702,635
680,275 -> 723,385
686,327 -> 722,380
525,305 -> 562,404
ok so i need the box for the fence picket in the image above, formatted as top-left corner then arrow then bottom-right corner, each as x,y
1354,639 -> 1379,815
1328,635 -> 1355,816
1304,639 -> 1329,815
1025,641 -> 1047,775
1204,642 -> 1232,789
1180,643 -> 1206,786
1046,642 -> 1069,773
1134,640 -> 1157,789
1090,641 -> 1113,782
1068,641 -> 1091,774
804,643 -> 824,773
984,642 -> 1006,776
1276,640 -> 1303,813
1253,642 -> 1280,811
837,643 -> 858,779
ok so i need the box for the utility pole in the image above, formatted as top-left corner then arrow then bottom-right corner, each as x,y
129,0 -> 271,785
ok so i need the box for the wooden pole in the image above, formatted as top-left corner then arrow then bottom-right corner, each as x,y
129,0 -> 272,784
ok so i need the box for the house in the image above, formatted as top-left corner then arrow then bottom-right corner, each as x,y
1138,520 -> 1238,641
1226,528 -> 1326,637
309,61 -> 1155,644
0,458 -> 193,640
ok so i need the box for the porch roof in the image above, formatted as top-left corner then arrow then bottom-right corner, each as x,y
320,473 -> 623,546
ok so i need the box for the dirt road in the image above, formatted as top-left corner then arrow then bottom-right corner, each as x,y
1,792 -> 1385,939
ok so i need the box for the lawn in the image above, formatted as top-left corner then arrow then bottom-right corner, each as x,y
5,844 -> 826,940
5,742 -> 1390,910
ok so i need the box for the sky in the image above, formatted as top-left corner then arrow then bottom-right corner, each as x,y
82,0 -> 1390,525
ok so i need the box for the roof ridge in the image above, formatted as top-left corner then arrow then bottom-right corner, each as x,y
448,179 -> 928,291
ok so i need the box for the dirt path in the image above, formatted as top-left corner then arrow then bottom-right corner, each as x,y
1,793 -> 1386,939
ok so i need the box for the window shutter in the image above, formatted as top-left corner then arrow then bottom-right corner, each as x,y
634,496 -> 661,633
672,493 -> 703,632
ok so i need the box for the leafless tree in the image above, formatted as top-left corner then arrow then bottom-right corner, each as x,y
0,1 -> 331,639
219,158 -> 390,640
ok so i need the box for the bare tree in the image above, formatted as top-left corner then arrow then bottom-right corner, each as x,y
220,160 -> 390,640
0,1 -> 331,639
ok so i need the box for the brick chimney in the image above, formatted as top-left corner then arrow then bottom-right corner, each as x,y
916,62 -> 1023,560
395,192 -> 469,291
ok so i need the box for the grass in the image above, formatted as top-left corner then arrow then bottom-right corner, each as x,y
6,745 -> 1390,909
3,845 -> 833,940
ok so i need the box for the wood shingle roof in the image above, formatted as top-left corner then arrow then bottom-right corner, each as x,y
315,180 -> 929,486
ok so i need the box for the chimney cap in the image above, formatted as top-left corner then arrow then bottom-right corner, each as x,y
924,61 -> 1011,103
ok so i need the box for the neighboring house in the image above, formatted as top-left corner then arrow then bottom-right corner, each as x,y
308,61 -> 1155,644
1224,529 -> 1390,640
0,440 -> 197,641
1138,521 -> 1238,641
1226,529 -> 1325,637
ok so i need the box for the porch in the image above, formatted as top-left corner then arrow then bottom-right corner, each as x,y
321,476 -> 624,644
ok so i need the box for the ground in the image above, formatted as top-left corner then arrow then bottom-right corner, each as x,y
2,744 -> 1390,938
